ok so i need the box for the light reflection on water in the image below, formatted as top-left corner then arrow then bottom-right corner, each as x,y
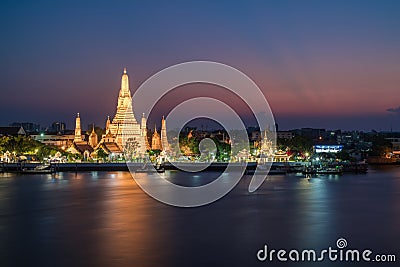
0,167 -> 399,267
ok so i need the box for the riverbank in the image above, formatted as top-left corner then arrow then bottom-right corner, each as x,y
0,161 -> 376,173
0,162 -> 256,172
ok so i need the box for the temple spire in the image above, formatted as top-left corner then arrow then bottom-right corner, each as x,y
89,123 -> 98,148
105,116 -> 111,132
161,116 -> 170,152
120,67 -> 130,97
74,113 -> 82,142
141,113 -> 150,150
107,68 -> 145,154
151,124 -> 161,150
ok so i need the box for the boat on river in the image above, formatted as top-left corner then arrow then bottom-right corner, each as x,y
20,164 -> 54,174
302,165 -> 343,175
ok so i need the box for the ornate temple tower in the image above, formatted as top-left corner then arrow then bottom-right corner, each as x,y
258,129 -> 274,161
88,125 -> 98,148
105,116 -> 110,132
141,113 -> 151,150
68,113 -> 94,158
101,116 -> 115,143
109,68 -> 145,154
151,125 -> 162,150
74,113 -> 82,142
161,116 -> 170,152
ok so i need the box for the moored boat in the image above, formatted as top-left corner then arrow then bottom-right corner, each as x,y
20,164 -> 54,174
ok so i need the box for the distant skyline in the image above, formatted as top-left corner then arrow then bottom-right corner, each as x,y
1,0 -> 399,131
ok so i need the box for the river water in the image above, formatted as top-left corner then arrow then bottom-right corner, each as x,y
0,166 -> 399,267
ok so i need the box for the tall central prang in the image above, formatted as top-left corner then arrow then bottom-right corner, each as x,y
109,68 -> 143,152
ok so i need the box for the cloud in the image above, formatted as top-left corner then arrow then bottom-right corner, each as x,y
387,106 -> 400,113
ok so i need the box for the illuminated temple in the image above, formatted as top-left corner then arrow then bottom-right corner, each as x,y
108,68 -> 143,150
68,68 -> 169,159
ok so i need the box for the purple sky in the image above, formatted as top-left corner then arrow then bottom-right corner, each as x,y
0,1 -> 399,131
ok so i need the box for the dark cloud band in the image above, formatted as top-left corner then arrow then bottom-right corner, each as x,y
387,106 -> 400,113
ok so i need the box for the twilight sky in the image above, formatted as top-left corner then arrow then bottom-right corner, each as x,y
0,0 -> 399,131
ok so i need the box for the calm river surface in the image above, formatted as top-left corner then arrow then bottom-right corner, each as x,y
0,166 -> 399,267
